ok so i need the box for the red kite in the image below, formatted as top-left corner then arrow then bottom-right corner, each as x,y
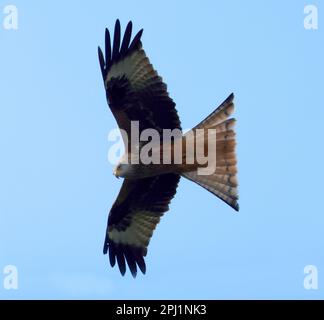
98,20 -> 238,277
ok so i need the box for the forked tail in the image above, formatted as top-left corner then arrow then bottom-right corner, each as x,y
180,93 -> 239,211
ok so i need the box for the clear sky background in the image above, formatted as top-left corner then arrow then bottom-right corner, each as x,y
0,0 -> 323,299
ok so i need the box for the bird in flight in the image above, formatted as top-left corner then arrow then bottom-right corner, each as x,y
98,20 -> 238,277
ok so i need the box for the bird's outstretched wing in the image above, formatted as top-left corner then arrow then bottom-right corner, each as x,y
103,173 -> 180,277
98,19 -> 181,146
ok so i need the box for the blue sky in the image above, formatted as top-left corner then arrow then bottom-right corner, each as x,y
0,0 -> 323,299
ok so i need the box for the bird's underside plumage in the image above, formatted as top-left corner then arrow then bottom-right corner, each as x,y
98,20 -> 239,277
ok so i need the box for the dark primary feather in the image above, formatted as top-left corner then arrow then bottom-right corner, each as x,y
132,249 -> 146,274
97,47 -> 105,80
105,28 -> 111,67
108,242 -> 116,267
128,28 -> 143,52
116,249 -> 126,276
120,21 -> 132,55
124,247 -> 137,277
112,19 -> 121,61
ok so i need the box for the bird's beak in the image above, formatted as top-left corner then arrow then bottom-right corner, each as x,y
113,168 -> 120,178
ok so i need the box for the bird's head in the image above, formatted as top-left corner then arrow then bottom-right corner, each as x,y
113,164 -> 121,178
113,163 -> 128,178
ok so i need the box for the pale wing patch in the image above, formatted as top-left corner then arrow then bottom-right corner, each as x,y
105,50 -> 138,84
105,48 -> 160,93
109,211 -> 162,251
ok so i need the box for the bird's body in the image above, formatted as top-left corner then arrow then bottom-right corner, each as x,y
113,139 -> 180,179
98,20 -> 239,277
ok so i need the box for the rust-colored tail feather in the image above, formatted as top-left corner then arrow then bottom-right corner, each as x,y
180,93 -> 239,211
